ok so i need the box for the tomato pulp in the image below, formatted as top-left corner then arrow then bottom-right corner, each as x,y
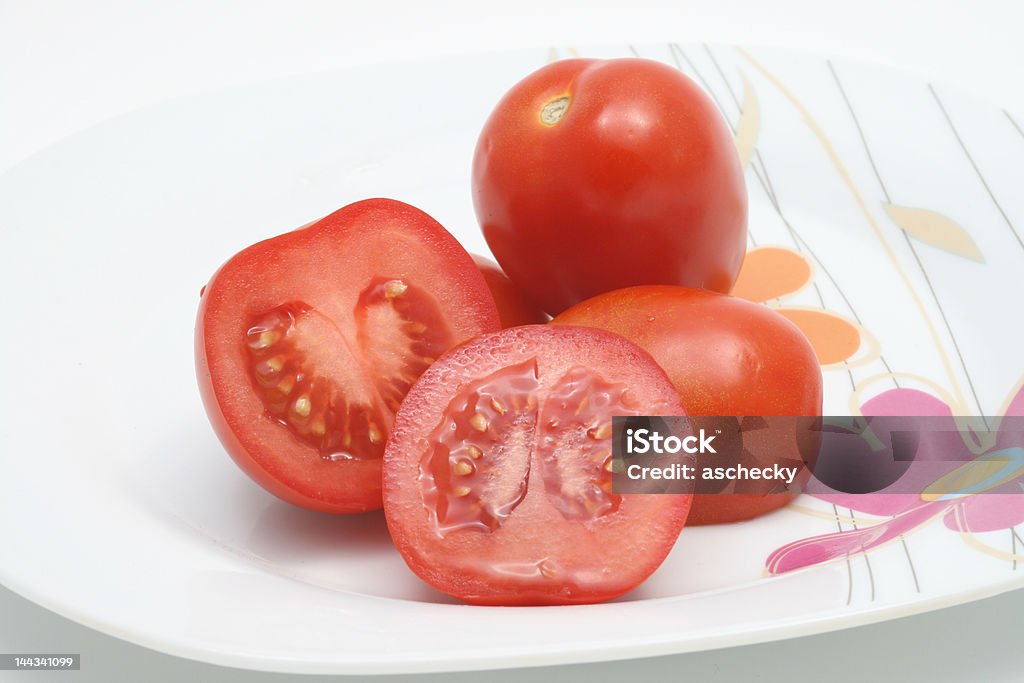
555,286 -> 823,524
196,199 -> 501,513
473,57 -> 748,315
383,325 -> 691,604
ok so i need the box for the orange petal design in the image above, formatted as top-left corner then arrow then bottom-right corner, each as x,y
731,247 -> 812,302
776,308 -> 861,366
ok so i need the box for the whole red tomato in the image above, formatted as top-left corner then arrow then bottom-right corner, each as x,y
554,286 -> 822,524
473,57 -> 747,315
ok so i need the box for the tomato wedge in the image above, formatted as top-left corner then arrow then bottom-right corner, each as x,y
196,199 -> 501,513
383,325 -> 690,605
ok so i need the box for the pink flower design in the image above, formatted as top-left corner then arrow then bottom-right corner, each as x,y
766,384 -> 1024,575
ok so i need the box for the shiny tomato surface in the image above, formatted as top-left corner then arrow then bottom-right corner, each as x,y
473,58 -> 747,315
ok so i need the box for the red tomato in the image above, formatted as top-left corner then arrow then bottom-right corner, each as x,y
196,199 -> 501,513
473,57 -> 747,315
383,325 -> 690,605
471,254 -> 548,327
554,286 -> 822,524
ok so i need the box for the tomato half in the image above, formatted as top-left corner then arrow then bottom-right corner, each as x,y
383,325 -> 690,605
554,286 -> 822,524
471,254 -> 548,327
472,57 -> 747,315
196,199 -> 501,513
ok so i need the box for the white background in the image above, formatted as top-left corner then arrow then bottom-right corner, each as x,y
2,1 -> 1023,680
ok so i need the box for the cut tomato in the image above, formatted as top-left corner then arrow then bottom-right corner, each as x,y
383,325 -> 690,605
196,199 -> 501,513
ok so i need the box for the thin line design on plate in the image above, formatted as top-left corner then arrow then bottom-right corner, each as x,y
826,61 -> 988,422
930,85 -> 1023,252
673,43 -> 879,381
826,59 -> 1024,573
827,57 -> 987,593
847,505 -> 877,601
700,44 -> 883,377
735,46 -> 972,419
734,48 -> 1024,579
1006,110 -> 1024,140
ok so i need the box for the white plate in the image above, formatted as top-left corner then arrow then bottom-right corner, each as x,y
2,44 -> 1023,675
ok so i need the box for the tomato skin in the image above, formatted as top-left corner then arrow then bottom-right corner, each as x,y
196,198 -> 501,514
383,325 -> 690,605
554,286 -> 822,524
473,58 -> 747,315
471,254 -> 548,327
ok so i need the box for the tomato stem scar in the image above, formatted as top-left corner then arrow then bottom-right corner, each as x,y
540,96 -> 570,126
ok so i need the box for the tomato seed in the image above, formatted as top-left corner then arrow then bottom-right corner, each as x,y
469,413 -> 489,432
384,279 -> 408,299
292,395 -> 311,418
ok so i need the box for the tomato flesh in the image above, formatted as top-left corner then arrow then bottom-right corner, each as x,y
384,325 -> 690,605
554,286 -> 823,524
196,199 -> 500,513
421,359 -> 539,533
